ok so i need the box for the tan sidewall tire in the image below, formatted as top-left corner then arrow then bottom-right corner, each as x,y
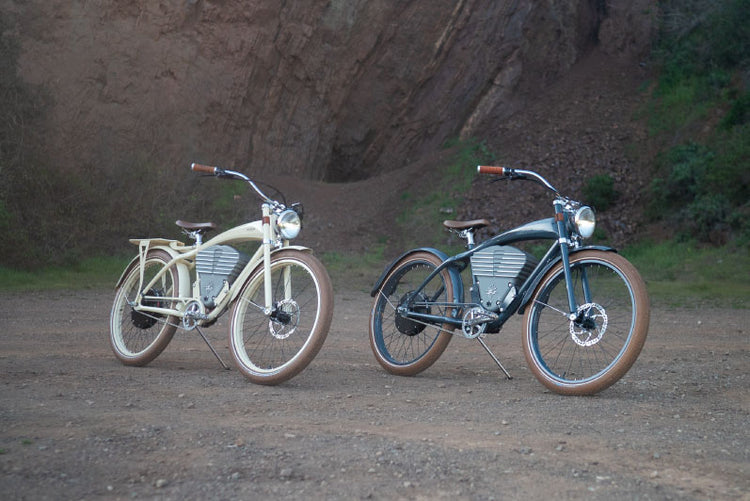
109,249 -> 178,366
522,250 -> 650,395
369,251 -> 454,376
229,250 -> 333,385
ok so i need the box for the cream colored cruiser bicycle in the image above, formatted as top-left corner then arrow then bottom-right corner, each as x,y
109,163 -> 333,385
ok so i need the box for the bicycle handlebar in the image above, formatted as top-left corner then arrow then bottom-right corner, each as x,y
476,165 -> 559,195
191,162 -> 217,175
477,165 -> 507,176
190,162 -> 277,204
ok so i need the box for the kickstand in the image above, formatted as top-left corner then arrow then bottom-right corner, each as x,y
476,336 -> 512,380
195,326 -> 230,370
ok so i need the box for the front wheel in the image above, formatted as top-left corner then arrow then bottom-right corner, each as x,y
229,250 -> 333,385
369,251 -> 455,376
523,250 -> 650,395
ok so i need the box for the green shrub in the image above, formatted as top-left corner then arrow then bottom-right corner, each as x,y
582,174 -> 618,212
649,142 -> 711,211
686,194 -> 731,242
646,0 -> 750,244
722,91 -> 750,128
648,134 -> 748,243
394,138 -> 495,248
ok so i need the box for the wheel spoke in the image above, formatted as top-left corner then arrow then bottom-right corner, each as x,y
229,252 -> 331,384
369,253 -> 455,375
523,251 -> 649,395
109,251 -> 178,365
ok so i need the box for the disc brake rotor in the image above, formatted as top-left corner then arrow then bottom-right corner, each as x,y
570,302 -> 607,347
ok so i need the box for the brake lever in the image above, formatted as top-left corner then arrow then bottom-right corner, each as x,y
490,175 -> 515,184
214,168 -> 233,179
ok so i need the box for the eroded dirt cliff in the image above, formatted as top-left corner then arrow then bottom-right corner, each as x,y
6,0 -> 655,182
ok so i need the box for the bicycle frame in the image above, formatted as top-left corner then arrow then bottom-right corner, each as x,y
119,202 -> 308,324
375,207 -> 613,334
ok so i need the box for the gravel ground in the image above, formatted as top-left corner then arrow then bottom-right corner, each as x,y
1,288 -> 748,500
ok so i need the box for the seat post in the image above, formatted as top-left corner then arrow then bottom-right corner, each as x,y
443,219 -> 489,250
175,220 -> 217,247
460,229 -> 476,248
182,229 -> 204,246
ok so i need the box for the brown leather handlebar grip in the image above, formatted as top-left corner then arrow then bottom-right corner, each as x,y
191,163 -> 216,174
477,165 -> 506,176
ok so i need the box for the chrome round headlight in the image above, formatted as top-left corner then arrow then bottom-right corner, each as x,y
574,206 -> 596,239
277,209 -> 302,240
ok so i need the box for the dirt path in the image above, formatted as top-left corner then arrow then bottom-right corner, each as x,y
1,289 -> 748,500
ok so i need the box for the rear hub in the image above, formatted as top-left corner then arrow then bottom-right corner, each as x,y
130,289 -> 164,329
394,291 -> 430,336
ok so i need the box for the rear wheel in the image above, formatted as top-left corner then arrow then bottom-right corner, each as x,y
522,250 -> 649,395
109,250 -> 179,366
369,251 -> 456,376
229,250 -> 333,385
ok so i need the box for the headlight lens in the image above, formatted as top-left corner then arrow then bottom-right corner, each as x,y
277,209 -> 302,240
574,206 -> 596,239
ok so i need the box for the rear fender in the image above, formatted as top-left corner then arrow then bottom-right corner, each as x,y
115,243 -> 192,299
370,247 -> 464,309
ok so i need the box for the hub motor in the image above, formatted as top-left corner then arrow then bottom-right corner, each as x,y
394,291 -> 430,336
130,288 -> 164,329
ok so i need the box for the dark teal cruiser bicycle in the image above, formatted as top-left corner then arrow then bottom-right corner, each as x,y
369,166 -> 649,395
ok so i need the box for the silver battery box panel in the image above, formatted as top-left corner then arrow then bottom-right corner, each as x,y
196,245 -> 250,307
470,245 -> 538,312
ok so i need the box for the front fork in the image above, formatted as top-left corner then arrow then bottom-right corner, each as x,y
261,204 -> 274,314
260,205 -> 293,316
554,201 -> 591,320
